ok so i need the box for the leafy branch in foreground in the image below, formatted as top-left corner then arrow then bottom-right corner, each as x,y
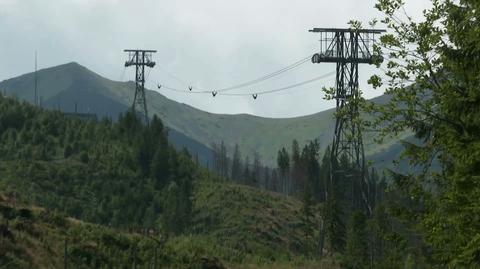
367,0 -> 480,266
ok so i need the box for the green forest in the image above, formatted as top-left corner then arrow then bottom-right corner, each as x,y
1,0 -> 480,268
0,95 -> 328,268
0,94 -> 196,231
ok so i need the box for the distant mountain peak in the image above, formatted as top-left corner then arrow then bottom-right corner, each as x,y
49,61 -> 93,75
36,61 -> 87,74
63,61 -> 82,67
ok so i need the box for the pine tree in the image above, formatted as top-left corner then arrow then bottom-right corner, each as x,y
271,169 -> 279,192
277,147 -> 290,194
291,139 -> 303,193
219,141 -> 228,178
211,142 -> 219,173
301,186 -> 315,254
161,181 -> 181,234
151,146 -> 170,190
252,151 -> 261,186
343,211 -> 368,269
320,146 -> 331,203
231,143 -> 242,181
263,166 -> 271,190
242,156 -> 250,185
161,153 -> 194,235
301,141 -> 321,201
324,196 -> 346,253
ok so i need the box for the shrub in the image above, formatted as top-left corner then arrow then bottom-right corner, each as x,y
79,152 -> 89,163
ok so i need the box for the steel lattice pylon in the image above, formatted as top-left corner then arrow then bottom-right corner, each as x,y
310,28 -> 384,215
124,49 -> 157,124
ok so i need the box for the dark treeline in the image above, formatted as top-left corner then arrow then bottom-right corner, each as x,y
210,139 -> 382,201
211,139 -> 326,195
272,139 -> 416,269
211,141 -> 276,190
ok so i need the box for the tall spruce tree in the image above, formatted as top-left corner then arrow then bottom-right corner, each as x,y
219,141 -> 229,178
301,183 -> 316,254
277,147 -> 290,195
231,143 -> 242,181
252,151 -> 261,186
343,211 -> 369,269
291,139 -> 303,193
263,166 -> 271,190
243,155 -> 251,185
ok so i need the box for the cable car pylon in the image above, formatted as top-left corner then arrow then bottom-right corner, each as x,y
309,27 -> 385,216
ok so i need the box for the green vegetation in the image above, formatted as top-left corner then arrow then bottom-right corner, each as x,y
193,181 -> 313,263
1,0 -> 479,267
258,1 -> 480,267
0,197 -> 162,268
294,0 -> 480,267
0,183 -> 339,269
365,0 -> 480,266
0,94 -> 195,233
0,95 -> 334,268
271,140 -> 394,267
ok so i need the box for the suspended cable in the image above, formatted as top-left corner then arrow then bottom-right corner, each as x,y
158,84 -> 206,94
118,66 -> 126,82
154,53 -> 313,93
145,68 -> 152,82
157,70 -> 335,98
154,50 -> 390,94
218,71 -> 335,96
212,54 -> 312,92
156,65 -> 192,87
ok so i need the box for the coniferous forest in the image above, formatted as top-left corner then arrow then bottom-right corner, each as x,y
1,0 -> 480,268
0,94 -> 195,232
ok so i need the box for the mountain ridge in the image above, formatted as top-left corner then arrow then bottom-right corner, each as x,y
0,62 -> 405,167
2,61 -> 336,119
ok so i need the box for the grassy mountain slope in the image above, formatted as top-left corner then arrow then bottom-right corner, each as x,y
0,62 -> 405,167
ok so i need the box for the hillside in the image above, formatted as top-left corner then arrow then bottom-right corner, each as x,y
0,194 -> 158,268
0,181 -> 338,269
0,93 -> 338,268
0,62 -> 406,167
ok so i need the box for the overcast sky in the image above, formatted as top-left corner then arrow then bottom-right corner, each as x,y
0,0 -> 431,118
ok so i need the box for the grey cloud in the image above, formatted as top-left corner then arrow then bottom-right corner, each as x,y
0,0 -> 430,117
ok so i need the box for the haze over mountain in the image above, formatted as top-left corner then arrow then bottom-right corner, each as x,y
0,62 -> 406,168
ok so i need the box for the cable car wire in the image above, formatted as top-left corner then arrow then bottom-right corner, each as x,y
156,65 -> 191,87
212,55 -> 312,92
155,53 -> 314,93
157,70 -> 335,97
217,71 -> 335,96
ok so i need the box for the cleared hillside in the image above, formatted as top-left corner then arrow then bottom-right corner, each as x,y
0,179 -> 338,269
